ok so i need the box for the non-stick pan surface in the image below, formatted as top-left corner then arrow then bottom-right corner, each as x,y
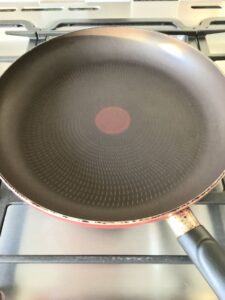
0,27 -> 225,223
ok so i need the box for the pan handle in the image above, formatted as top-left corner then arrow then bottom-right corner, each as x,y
167,208 -> 225,299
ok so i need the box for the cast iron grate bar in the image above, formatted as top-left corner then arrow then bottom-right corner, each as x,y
7,28 -> 225,39
0,20 -> 35,30
208,54 -> 225,61
0,254 -> 191,264
50,18 -> 184,29
0,56 -> 19,63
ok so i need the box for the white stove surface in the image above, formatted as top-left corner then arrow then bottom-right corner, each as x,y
0,0 -> 224,28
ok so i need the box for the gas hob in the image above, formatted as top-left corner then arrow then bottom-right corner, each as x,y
1,2 -> 225,299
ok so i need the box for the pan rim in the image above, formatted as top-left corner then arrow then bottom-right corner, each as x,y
1,170 -> 224,227
1,27 -> 225,226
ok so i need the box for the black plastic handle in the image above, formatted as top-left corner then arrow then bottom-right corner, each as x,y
178,225 -> 225,299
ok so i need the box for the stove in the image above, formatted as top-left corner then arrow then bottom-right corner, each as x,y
1,1 -> 225,299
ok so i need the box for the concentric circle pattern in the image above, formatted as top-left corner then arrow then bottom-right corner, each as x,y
22,62 -> 202,207
1,28 -> 225,222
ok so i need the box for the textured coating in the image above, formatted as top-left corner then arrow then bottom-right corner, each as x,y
0,27 -> 225,222
22,64 -> 202,207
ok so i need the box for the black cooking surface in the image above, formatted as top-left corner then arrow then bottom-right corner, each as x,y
20,56 -> 202,209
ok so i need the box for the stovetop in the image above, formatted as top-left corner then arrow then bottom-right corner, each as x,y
1,2 -> 225,299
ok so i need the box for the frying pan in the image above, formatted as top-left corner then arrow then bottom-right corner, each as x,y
0,27 -> 225,298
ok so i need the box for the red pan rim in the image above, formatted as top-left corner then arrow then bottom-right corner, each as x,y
0,170 -> 225,228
